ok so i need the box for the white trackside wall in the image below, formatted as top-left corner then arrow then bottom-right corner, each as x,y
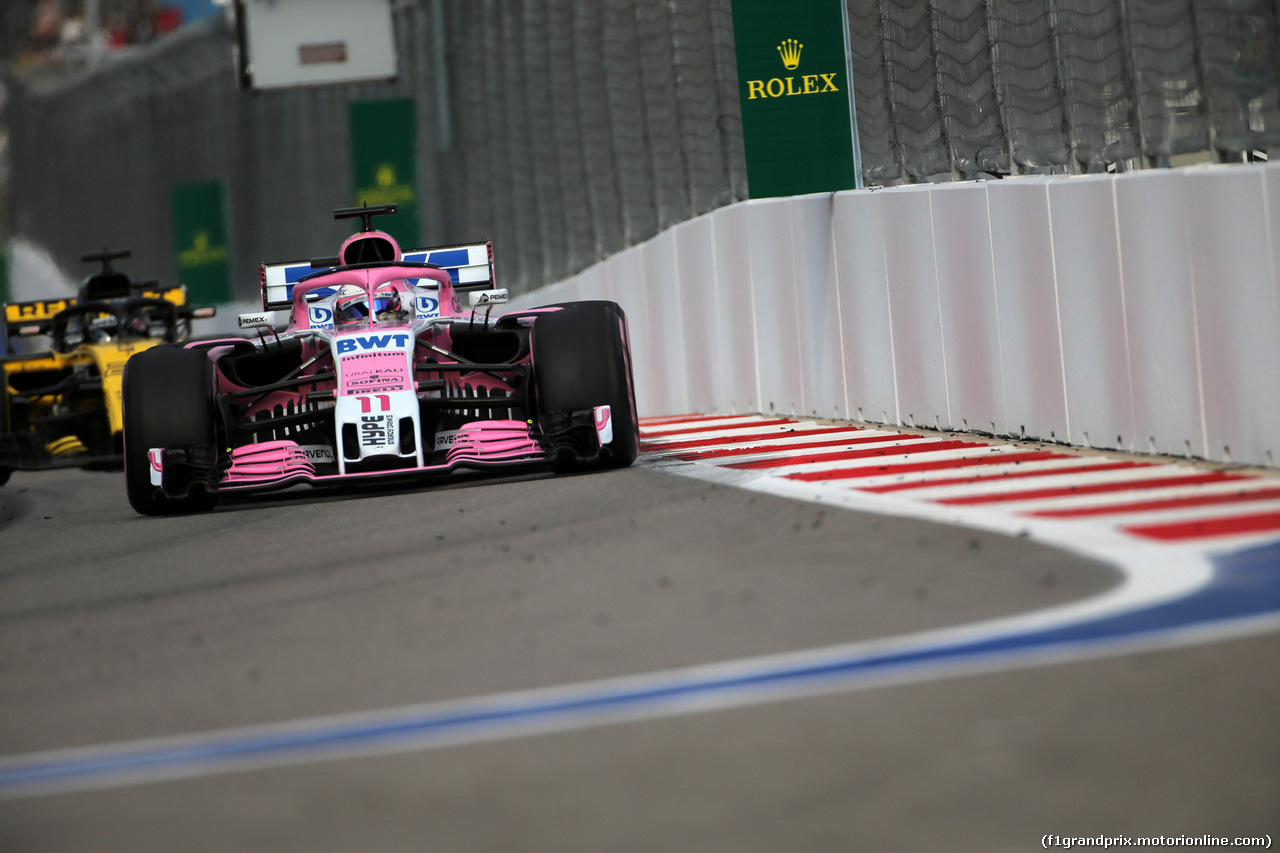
513,161 -> 1280,469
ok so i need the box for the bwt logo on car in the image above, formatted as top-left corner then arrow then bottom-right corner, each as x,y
416,295 -> 440,318
309,306 -> 334,328
360,414 -> 395,447
336,333 -> 413,354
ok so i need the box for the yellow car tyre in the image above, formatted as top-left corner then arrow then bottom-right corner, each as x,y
0,363 -> 10,486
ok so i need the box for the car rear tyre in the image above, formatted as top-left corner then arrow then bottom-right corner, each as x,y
532,301 -> 639,473
0,364 -> 11,486
123,344 -> 217,515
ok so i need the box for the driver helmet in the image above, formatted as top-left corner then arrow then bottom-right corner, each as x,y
84,314 -> 119,343
333,285 -> 371,327
124,307 -> 151,337
373,283 -> 409,324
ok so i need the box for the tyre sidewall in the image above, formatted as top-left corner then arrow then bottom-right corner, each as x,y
123,344 -> 216,514
532,301 -> 639,469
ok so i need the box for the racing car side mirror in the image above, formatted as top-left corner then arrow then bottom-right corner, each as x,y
469,289 -> 509,308
238,311 -> 284,329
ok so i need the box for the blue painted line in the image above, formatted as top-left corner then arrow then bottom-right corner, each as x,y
2,542 -> 1278,799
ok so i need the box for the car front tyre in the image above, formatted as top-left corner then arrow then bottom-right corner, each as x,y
532,301 -> 640,473
123,344 -> 218,515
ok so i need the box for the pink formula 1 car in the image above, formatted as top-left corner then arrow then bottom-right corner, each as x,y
121,204 -> 638,515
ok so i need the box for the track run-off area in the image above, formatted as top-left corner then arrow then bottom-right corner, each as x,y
1,414 -> 1277,850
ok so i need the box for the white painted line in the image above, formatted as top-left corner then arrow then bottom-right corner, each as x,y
743,442 -> 1031,476
646,430 -> 917,460
897,464 -> 1232,502
643,429 -> 888,454
839,455 -> 1127,490
639,415 -> 780,436
1027,497 -> 1280,528
640,425 -> 832,445
1009,478 -> 1280,515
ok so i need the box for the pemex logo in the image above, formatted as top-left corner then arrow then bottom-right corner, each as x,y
746,36 -> 839,100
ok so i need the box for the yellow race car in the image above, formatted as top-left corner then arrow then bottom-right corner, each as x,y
0,249 -> 215,484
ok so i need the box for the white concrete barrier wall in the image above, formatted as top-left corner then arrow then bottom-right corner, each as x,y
512,161 -> 1280,468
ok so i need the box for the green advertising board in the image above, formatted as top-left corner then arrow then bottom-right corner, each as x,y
349,98 -> 419,249
171,179 -> 232,303
731,0 -> 861,198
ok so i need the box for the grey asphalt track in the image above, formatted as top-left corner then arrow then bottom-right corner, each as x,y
0,462 -> 1276,851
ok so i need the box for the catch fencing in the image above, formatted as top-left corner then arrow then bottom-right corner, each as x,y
5,0 -> 1278,300
7,2 -> 744,300
852,0 -> 1280,183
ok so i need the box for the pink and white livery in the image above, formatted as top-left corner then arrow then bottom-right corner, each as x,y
121,204 -> 638,515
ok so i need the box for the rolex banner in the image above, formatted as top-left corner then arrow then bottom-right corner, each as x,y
171,179 -> 232,303
731,0 -> 861,198
350,98 -> 419,250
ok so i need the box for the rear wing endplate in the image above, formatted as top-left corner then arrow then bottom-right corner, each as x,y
4,297 -> 76,334
2,298 -> 75,351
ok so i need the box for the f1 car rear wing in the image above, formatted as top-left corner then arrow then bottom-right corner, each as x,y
2,297 -> 75,352
259,240 -> 495,312
1,286 -> 214,350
